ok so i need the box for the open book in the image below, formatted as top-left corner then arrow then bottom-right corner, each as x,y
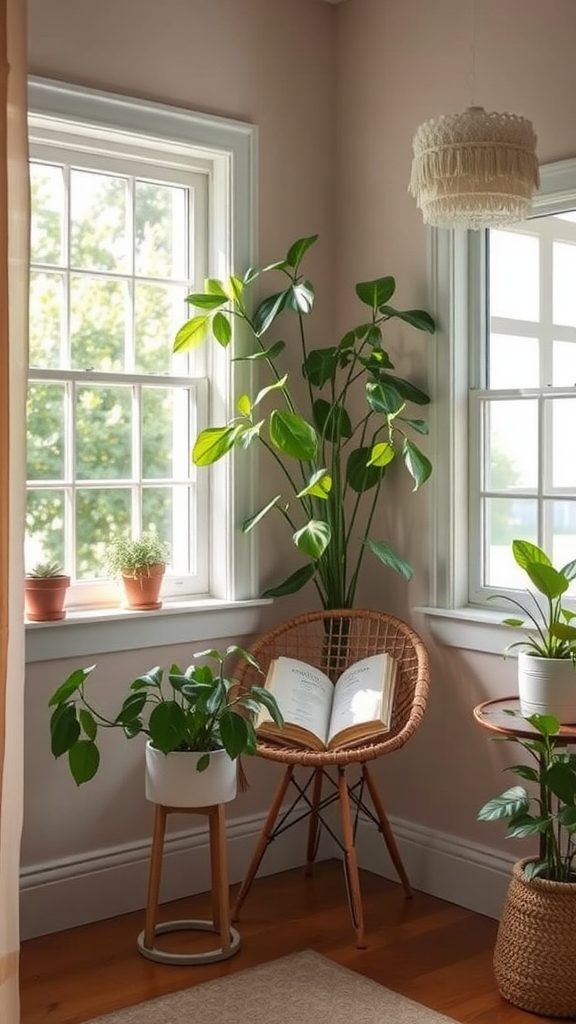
255,652 -> 397,752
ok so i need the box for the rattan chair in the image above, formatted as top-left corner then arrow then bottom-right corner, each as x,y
232,608 -> 430,947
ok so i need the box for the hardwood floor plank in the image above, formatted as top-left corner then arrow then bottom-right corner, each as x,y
19,861 -> 557,1024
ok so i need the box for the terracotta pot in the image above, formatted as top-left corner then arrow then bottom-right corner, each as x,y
144,742 -> 238,807
120,564 -> 165,610
494,857 -> 576,1017
24,575 -> 71,621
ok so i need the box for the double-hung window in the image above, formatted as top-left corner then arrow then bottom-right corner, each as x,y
26,78 -> 257,624
427,159 -> 576,651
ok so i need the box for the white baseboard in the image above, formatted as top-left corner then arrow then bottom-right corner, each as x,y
20,808 -> 513,940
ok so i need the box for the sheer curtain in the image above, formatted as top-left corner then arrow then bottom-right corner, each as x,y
0,0 -> 28,1019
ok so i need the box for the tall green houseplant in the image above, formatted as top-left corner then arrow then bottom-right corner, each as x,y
174,235 -> 435,609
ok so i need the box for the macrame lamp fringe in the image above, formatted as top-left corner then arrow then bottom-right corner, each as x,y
409,106 -> 540,230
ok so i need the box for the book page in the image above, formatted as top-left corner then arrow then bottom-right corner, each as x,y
327,653 -> 395,747
258,656 -> 334,745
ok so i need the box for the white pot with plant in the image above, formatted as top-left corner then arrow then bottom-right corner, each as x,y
477,710 -> 576,1016
48,645 -> 284,806
493,540 -> 576,724
105,530 -> 170,611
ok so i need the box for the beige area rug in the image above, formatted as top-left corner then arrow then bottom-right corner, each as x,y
86,949 -> 457,1023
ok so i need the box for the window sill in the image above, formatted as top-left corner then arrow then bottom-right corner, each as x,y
25,597 -> 273,664
414,605 -> 523,658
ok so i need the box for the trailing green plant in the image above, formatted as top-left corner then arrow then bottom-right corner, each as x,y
27,561 -> 65,578
490,539 -> 576,659
48,645 -> 284,786
477,710 -> 576,882
174,234 -> 435,610
105,530 -> 170,579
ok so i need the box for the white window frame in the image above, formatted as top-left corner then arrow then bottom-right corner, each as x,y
26,77 -> 268,663
419,158 -> 576,655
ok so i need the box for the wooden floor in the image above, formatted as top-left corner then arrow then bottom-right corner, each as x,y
19,860 -> 557,1024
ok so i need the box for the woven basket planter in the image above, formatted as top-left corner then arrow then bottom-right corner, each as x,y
494,858 -> 576,1018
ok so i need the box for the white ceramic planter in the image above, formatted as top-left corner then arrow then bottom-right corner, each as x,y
144,741 -> 238,807
518,651 -> 576,724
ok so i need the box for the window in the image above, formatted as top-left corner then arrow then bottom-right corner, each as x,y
27,78 -> 258,620
426,159 -> 576,651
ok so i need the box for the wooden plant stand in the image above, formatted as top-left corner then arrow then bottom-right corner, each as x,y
137,801 -> 241,965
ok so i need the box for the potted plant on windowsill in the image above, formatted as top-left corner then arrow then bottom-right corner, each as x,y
477,710 -> 576,1016
491,539 -> 576,723
24,561 -> 71,622
48,645 -> 284,806
106,530 -> 170,611
174,234 -> 435,611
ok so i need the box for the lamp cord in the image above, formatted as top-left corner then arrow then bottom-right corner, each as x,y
468,0 -> 477,108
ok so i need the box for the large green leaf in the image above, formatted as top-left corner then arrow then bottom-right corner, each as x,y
48,665 -> 95,707
512,540 -> 551,572
253,290 -> 288,336
313,398 -> 352,442
297,469 -> 331,500
174,315 -> 210,352
69,741 -> 100,787
285,234 -> 318,269
378,306 -> 436,333
477,785 -> 530,822
293,520 -> 331,558
546,761 -> 576,805
193,425 -> 246,465
219,711 -> 251,759
285,281 -> 314,314
402,439 -> 433,489
303,347 -> 338,387
242,495 -> 281,533
269,410 -> 318,460
238,340 -> 286,362
185,291 -> 227,310
377,372 -> 430,406
148,701 -> 188,754
368,441 -> 395,468
366,380 -> 404,417
50,704 -> 81,757
346,447 -> 384,493
363,539 -> 413,580
355,277 -> 396,308
524,561 -> 569,600
261,563 -> 316,598
114,691 -> 147,726
212,312 -> 232,346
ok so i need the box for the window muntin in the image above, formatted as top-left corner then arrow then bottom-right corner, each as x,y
27,138 -> 210,606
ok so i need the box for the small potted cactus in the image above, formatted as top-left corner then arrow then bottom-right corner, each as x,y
24,561 -> 71,622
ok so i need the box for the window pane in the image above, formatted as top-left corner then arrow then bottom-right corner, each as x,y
135,181 -> 187,279
553,241 -> 576,328
30,162 -> 64,265
142,485 -> 191,574
553,340 -> 576,386
551,397 -> 576,487
75,488 -> 132,578
551,501 -> 576,595
484,497 -> 538,588
489,230 -> 539,321
27,383 -> 65,480
135,282 -> 188,373
70,170 -> 129,273
70,276 -> 127,370
29,271 -> 63,369
25,489 -> 65,571
75,386 -> 132,480
486,399 -> 538,490
489,333 -> 539,389
142,387 -> 191,478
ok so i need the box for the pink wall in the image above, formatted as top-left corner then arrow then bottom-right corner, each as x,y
24,0 -> 576,920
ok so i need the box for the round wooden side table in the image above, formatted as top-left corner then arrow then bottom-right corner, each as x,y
473,696 -> 576,741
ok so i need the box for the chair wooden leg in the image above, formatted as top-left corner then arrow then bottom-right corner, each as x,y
232,766 -> 294,921
337,767 -> 366,949
143,804 -> 167,949
363,763 -> 413,898
305,767 -> 324,876
208,803 -> 231,953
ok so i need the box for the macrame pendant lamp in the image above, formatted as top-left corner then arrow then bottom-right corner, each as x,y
409,105 -> 540,230
408,1 -> 539,230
